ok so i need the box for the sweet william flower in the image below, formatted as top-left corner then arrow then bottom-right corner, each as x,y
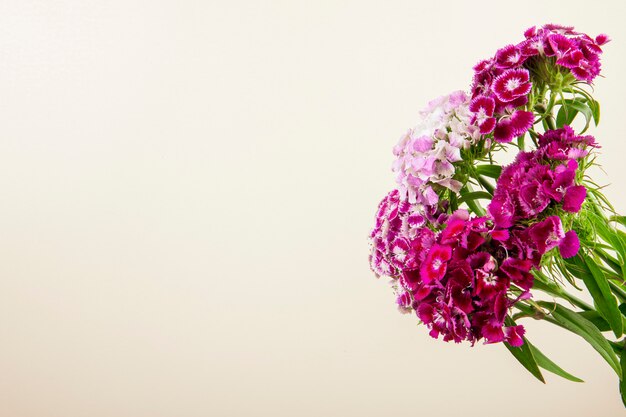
545,33 -> 576,58
469,95 -> 496,134
493,110 -> 534,143
488,194 -> 516,228
543,162 -> 576,201
562,185 -> 587,213
504,325 -> 526,347
495,44 -> 525,69
559,230 -> 581,258
420,244 -> 452,283
498,258 -> 534,291
519,180 -> 551,217
528,216 -> 566,254
492,68 -> 532,102
393,91 -> 479,206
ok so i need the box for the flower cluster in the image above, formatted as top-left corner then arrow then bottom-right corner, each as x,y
369,189 -> 440,280
488,125 -> 596,264
469,24 -> 608,143
370,124 -> 596,346
392,91 -> 480,205
370,201 -> 529,346
369,24 -> 607,351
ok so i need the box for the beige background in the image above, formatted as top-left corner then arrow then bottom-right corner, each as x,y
0,1 -> 625,416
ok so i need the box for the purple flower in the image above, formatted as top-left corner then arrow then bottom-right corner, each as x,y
543,162 -> 576,201
562,185 -> 587,213
488,194 -> 516,228
469,95 -> 496,134
504,325 -> 526,347
539,126 -> 598,160
392,91 -> 479,205
420,244 -> 452,283
545,33 -> 576,58
559,230 -> 580,259
495,44 -> 525,69
528,216 -> 565,254
493,110 -> 534,143
498,258 -> 534,291
519,180 -> 550,217
492,69 -> 531,103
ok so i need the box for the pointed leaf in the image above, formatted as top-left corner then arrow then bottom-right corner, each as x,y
538,301 -> 622,378
579,310 -> 611,332
475,164 -> 502,179
527,341 -> 583,382
503,317 -> 544,383
588,98 -> 600,126
556,104 -> 578,128
621,344 -> 626,407
579,254 -> 623,337
562,98 -> 593,133
457,191 -> 492,204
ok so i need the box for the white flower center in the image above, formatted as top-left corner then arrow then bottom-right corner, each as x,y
393,247 -> 407,260
433,259 -> 442,270
508,53 -> 520,64
506,78 -> 521,91
484,275 -> 497,286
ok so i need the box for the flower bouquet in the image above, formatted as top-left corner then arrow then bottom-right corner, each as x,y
368,24 -> 626,404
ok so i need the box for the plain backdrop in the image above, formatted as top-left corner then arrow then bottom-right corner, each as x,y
1,1 -> 625,416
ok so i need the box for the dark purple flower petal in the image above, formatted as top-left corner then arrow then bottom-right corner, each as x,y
495,44 -> 525,68
563,185 -> 587,212
519,181 -> 550,217
509,110 -> 534,135
488,194 -> 516,228
493,120 -> 515,143
492,69 -> 531,102
420,244 -> 452,283
504,325 -> 525,347
559,230 -> 580,259
528,216 -> 565,254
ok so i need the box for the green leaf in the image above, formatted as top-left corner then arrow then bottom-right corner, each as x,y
610,216 -> 626,228
503,317 -> 544,383
457,191 -> 492,204
475,164 -> 502,179
621,345 -> 626,407
538,301 -> 622,378
527,341 -> 583,382
590,210 -> 626,265
556,104 -> 578,128
580,254 -> 623,338
579,310 -> 611,332
588,98 -> 600,126
477,175 -> 494,196
557,98 -> 593,133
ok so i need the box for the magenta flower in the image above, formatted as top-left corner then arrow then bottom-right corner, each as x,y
488,194 -> 515,228
543,162 -> 576,201
498,258 -> 534,291
559,230 -> 580,259
545,33 -> 576,58
529,216 -> 565,254
420,244 -> 452,283
562,185 -> 587,213
469,95 -> 496,134
492,69 -> 531,102
504,325 -> 526,347
495,44 -> 525,69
